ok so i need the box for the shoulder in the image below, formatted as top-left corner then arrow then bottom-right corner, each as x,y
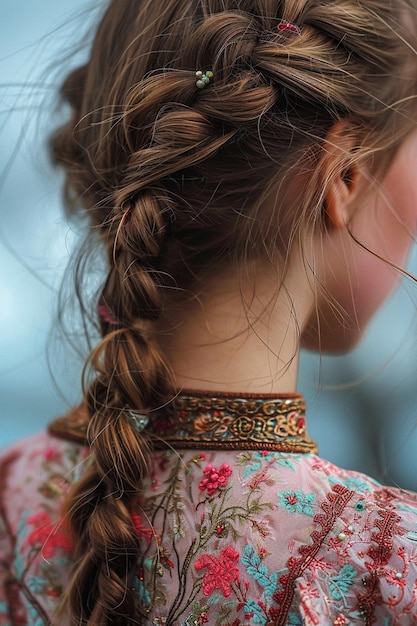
0,430 -> 88,535
0,431 -> 85,624
307,453 -> 417,519
285,455 -> 417,624
136,450 -> 417,624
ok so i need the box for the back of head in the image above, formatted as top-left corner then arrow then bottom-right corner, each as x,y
50,1 -> 417,623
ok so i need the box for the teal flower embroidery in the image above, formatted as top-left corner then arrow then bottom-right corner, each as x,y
398,504 -> 417,516
329,476 -> 372,493
329,565 -> 358,600
276,457 -> 296,471
278,490 -> 316,516
27,603 -> 45,626
242,460 -> 262,479
27,576 -> 48,594
407,530 -> 417,542
243,453 -> 297,479
244,599 -> 268,625
241,545 -> 279,597
241,452 -> 274,478
132,575 -> 151,605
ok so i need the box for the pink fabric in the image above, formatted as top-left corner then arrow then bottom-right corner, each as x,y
2,431 -> 417,624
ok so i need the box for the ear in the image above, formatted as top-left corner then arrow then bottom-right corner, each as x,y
322,122 -> 364,229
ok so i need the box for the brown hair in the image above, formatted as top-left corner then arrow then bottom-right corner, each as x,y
50,1 -> 417,623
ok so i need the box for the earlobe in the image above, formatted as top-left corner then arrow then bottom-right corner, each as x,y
322,123 -> 364,229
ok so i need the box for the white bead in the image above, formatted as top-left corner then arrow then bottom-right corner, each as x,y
338,533 -> 346,541
196,71 -> 203,77
396,572 -> 403,579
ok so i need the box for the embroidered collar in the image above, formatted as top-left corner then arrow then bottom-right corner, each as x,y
48,391 -> 318,454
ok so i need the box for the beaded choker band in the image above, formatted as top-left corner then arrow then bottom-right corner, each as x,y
49,392 -> 317,454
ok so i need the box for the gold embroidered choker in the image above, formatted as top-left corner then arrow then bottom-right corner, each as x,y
49,391 -> 318,454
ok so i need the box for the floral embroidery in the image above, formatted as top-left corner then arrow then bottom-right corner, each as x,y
330,475 -> 373,493
194,546 -> 240,597
241,544 -> 279,598
242,545 -> 283,625
27,512 -> 73,559
182,601 -> 210,625
398,504 -> 417,516
244,599 -> 269,624
43,447 -> 61,463
278,490 -> 316,516
274,485 -> 355,625
329,565 -> 358,600
407,530 -> 417,542
132,572 -> 151,605
240,451 -> 296,479
2,432 -> 417,626
199,463 -> 232,496
130,507 -> 155,543
358,509 -> 407,623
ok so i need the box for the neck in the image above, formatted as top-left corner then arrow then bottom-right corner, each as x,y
153,257 -> 313,394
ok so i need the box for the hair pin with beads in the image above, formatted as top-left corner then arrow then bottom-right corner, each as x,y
195,70 -> 213,89
127,410 -> 149,433
277,21 -> 301,35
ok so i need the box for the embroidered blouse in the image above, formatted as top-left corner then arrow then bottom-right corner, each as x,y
2,392 -> 417,626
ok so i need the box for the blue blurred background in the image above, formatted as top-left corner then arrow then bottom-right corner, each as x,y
2,1 -> 417,490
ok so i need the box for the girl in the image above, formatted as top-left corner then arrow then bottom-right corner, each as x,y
2,1 -> 417,624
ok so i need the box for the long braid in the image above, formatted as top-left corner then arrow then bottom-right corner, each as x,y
63,189 -> 175,624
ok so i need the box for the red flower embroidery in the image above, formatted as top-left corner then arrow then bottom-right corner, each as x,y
199,463 -> 232,496
286,495 -> 298,505
130,508 -> 155,543
194,546 -> 240,597
27,512 -> 73,558
43,447 -> 60,462
259,548 -> 269,559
